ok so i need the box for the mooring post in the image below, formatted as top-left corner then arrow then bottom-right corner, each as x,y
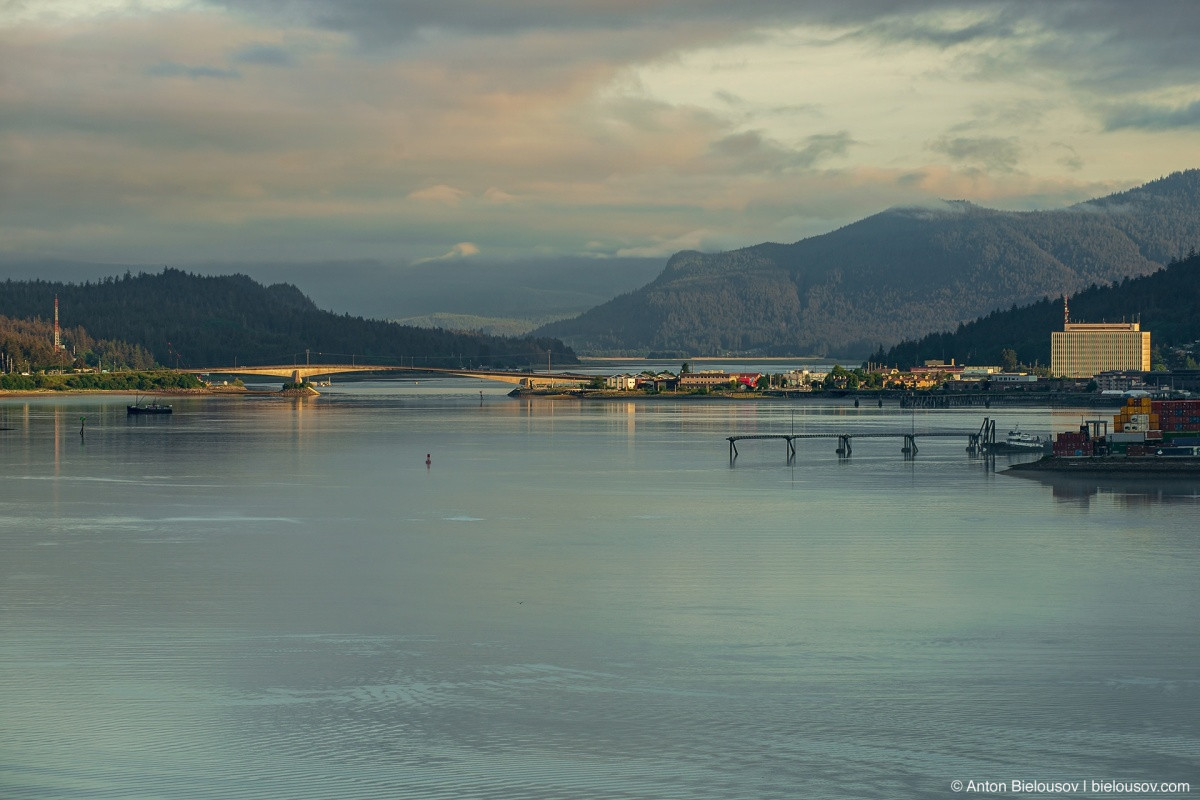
836,434 -> 851,457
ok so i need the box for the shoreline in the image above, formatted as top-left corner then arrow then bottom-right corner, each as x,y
0,386 -> 269,399
506,388 -> 1121,407
1006,456 -> 1200,475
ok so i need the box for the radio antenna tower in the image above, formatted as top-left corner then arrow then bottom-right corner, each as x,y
53,295 -> 63,351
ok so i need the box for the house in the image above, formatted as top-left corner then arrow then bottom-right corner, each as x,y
651,371 -> 679,392
605,373 -> 637,391
783,369 -> 821,390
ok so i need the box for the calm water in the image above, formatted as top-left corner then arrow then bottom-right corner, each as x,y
2,382 -> 1198,799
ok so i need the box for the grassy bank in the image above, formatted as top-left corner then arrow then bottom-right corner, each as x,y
0,370 -> 205,393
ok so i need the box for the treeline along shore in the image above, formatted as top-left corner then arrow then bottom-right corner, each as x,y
0,370 -> 207,394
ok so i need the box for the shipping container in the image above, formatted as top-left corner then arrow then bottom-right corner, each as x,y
1165,435 -> 1200,445
1155,446 -> 1200,457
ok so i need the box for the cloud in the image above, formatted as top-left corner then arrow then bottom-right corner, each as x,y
794,131 -> 855,167
483,187 -> 517,204
145,61 -> 241,79
0,0 -> 191,25
855,11 -> 1020,48
707,129 -> 854,173
1051,142 -> 1084,172
232,42 -> 294,66
2,0 -> 1198,271
207,0 -> 793,42
408,185 -> 469,206
412,242 -> 480,264
1104,100 -> 1200,131
929,135 -> 1021,173
615,229 -> 731,258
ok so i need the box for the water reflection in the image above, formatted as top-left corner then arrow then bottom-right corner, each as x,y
1012,471 -> 1200,507
4,391 -> 1199,799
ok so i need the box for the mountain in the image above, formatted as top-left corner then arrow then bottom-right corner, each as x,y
536,170 -> 1200,357
0,269 -> 575,370
876,251 -> 1200,370
0,256 -> 665,336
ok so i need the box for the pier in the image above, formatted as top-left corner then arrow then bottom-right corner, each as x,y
727,418 -> 997,463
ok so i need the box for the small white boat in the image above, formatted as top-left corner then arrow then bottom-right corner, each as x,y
1005,428 -> 1044,450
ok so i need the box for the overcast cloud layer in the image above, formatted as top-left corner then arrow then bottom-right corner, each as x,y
2,0 -> 1199,269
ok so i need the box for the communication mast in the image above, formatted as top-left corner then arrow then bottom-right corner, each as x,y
53,295 -> 63,351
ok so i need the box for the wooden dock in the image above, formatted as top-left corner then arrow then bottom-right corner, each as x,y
727,419 -> 997,462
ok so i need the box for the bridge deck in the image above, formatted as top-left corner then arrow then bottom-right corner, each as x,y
199,363 -> 590,387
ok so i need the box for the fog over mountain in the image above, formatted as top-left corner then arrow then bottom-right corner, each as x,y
536,170 -> 1200,357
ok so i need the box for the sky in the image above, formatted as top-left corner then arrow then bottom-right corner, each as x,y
2,0 -> 1199,272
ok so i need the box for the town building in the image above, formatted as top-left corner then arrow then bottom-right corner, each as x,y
1050,298 -> 1151,379
678,370 -> 733,390
605,374 -> 637,391
909,360 -> 964,378
989,373 -> 1038,384
960,366 -> 1002,378
1095,370 -> 1148,393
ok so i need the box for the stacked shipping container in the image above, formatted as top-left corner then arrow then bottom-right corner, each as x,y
1061,398 -> 1200,455
1153,399 -> 1200,434
1053,429 -> 1092,457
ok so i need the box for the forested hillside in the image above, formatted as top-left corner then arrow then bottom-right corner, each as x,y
537,170 -> 1200,356
875,251 -> 1200,369
0,315 -> 156,373
0,269 -> 575,369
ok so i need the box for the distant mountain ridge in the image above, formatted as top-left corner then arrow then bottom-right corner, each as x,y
0,269 -> 575,369
536,170 -> 1200,356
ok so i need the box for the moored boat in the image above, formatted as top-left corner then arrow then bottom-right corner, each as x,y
128,396 -> 172,415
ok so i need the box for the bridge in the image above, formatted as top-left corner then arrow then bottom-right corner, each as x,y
198,363 -> 592,389
728,418 -> 998,462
